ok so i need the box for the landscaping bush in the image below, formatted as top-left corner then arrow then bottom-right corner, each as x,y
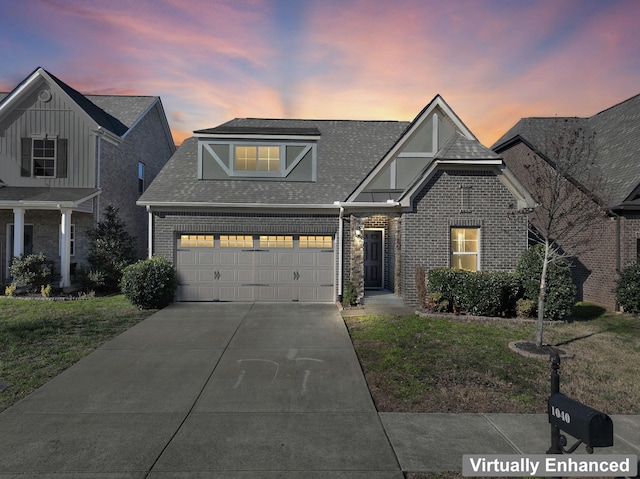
615,262 -> 640,314
514,245 -> 576,321
9,253 -> 52,293
427,268 -> 470,313
427,268 -> 519,316
516,298 -> 537,318
87,204 -> 137,293
120,256 -> 178,310
343,282 -> 359,306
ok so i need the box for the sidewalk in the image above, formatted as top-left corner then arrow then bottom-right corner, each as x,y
0,301 -> 638,477
344,291 -> 640,474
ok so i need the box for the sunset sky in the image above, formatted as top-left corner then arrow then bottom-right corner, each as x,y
1,0 -> 639,146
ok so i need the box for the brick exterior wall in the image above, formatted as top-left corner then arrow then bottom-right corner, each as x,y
0,209 -> 94,284
399,169 -> 528,307
100,105 -> 175,259
500,142 -> 633,309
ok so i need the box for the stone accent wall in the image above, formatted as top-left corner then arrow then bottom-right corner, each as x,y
400,169 -> 528,307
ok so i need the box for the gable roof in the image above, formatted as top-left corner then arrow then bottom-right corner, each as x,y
492,93 -> 640,209
0,67 -> 166,143
138,118 -> 409,208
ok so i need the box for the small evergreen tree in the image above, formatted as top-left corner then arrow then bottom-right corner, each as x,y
87,204 -> 137,293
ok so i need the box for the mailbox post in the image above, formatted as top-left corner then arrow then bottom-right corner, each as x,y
546,353 -> 614,458
547,353 -> 563,455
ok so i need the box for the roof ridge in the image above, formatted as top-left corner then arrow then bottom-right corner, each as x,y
590,92 -> 640,118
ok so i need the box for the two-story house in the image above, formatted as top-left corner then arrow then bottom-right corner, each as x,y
0,67 -> 175,288
138,95 -> 534,307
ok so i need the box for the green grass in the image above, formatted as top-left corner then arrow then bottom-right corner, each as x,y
0,295 -> 155,411
345,308 -> 640,414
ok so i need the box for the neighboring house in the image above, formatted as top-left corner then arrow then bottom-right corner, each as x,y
138,95 -> 534,306
0,67 -> 175,288
492,93 -> 640,309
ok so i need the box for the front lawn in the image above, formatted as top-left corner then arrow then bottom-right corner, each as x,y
0,295 -> 154,412
344,305 -> 640,414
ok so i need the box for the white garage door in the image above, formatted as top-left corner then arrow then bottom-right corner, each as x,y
176,234 -> 335,302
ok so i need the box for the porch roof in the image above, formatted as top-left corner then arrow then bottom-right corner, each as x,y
0,187 -> 100,209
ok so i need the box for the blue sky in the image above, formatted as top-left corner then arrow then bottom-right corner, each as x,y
1,0 -> 639,145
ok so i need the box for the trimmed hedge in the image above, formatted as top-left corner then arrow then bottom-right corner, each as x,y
615,262 -> 640,314
120,256 -> 178,310
427,268 -> 519,317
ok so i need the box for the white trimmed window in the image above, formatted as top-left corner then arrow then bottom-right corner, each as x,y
451,227 -> 479,271
33,138 -> 57,177
235,145 -> 280,172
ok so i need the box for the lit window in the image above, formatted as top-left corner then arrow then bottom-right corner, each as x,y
299,236 -> 332,248
259,235 -> 293,248
451,228 -> 479,271
220,235 -> 254,247
180,235 -> 214,247
234,145 -> 280,172
33,138 -> 56,177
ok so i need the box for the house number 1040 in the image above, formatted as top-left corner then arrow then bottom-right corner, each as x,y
550,405 -> 571,424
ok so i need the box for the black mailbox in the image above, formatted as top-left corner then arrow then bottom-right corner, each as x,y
548,393 -> 613,448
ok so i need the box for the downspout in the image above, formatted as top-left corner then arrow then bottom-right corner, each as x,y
95,132 -> 102,222
615,212 -> 621,311
147,206 -> 153,258
337,202 -> 344,302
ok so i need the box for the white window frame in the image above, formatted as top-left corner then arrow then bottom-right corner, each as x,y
32,137 -> 57,178
450,227 -> 480,272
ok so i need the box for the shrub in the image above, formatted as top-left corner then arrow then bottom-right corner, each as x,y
120,256 -> 178,310
5,282 -> 17,297
343,282 -> 359,307
41,284 -> 52,298
427,292 -> 449,313
514,245 -> 576,321
462,271 -> 520,317
427,268 -> 471,313
75,266 -> 106,293
87,204 -> 137,293
516,299 -> 537,318
615,262 -> 640,314
9,253 -> 52,293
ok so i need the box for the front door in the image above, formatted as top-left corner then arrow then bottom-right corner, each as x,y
364,230 -> 383,289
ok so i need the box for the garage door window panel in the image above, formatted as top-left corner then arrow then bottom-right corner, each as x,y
180,235 -> 214,247
220,235 -> 254,247
299,235 -> 332,248
259,235 -> 293,248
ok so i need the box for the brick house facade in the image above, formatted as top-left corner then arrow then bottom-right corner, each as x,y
493,93 -> 640,309
140,95 -> 533,306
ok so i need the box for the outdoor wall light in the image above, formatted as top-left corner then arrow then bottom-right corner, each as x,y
354,226 -> 363,238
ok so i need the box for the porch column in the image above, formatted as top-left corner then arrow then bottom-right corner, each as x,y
60,208 -> 72,288
13,208 -> 25,258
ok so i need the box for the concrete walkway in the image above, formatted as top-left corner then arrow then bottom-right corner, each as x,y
1,301 -> 638,477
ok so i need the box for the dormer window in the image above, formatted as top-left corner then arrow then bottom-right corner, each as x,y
235,145 -> 280,172
196,125 -> 320,182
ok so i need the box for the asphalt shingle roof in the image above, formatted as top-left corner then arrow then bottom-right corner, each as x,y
492,94 -> 640,207
140,118 -> 410,205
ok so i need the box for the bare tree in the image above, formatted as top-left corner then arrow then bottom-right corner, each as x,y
516,119 -> 610,347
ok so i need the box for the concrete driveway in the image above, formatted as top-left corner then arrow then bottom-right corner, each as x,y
0,302 -> 403,478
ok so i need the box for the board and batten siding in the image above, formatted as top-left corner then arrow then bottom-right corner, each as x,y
0,78 -> 97,188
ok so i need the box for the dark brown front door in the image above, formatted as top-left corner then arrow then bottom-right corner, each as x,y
364,230 -> 383,289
